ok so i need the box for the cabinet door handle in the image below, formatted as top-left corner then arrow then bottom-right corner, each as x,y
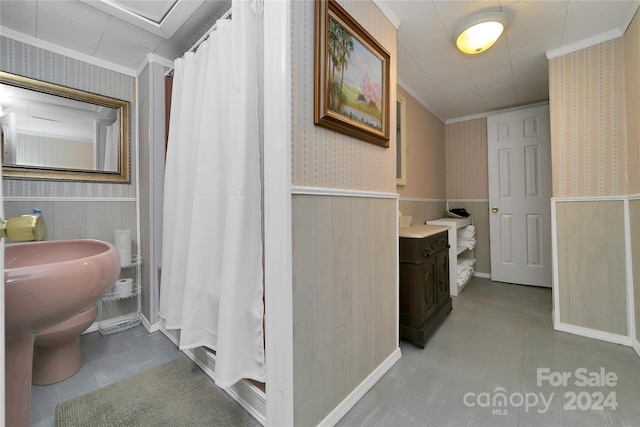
422,247 -> 432,257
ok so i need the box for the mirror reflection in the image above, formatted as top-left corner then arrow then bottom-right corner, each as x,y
0,71 -> 130,183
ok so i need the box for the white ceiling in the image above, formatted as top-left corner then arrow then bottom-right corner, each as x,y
1,0 -> 638,122
385,0 -> 639,122
0,0 -> 231,73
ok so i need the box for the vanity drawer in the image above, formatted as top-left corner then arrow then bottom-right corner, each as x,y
399,231 -> 449,263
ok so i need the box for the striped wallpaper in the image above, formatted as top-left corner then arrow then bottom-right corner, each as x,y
396,85 -> 446,199
0,36 -> 136,198
291,0 -> 397,193
625,11 -> 640,195
445,117 -> 488,200
549,38 -> 627,198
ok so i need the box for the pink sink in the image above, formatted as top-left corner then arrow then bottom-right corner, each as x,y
4,239 -> 120,427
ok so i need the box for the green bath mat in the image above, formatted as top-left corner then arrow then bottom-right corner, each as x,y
55,357 -> 256,427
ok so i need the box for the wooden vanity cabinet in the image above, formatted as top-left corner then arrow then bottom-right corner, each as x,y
399,230 -> 452,348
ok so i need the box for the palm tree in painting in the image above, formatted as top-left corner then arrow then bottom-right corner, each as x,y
336,26 -> 354,112
328,18 -> 340,109
327,17 -> 354,112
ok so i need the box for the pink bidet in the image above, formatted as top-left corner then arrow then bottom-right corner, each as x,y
5,239 -> 120,427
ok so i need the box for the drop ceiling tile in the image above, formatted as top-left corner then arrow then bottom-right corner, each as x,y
397,44 -> 421,71
513,79 -> 548,96
96,17 -> 165,67
421,60 -> 471,88
463,52 -> 512,76
82,0 -> 208,39
418,51 -> 466,71
433,0 -> 501,38
385,0 -> 432,21
426,70 -> 473,89
438,110 -> 461,122
0,0 -> 37,37
512,62 -> 548,87
477,81 -> 514,98
398,2 -> 447,47
505,0 -> 568,32
454,101 -> 487,117
100,16 -> 164,51
36,1 -> 110,50
93,46 -> 145,69
413,76 -> 442,96
514,85 -> 549,105
506,14 -> 566,52
153,0 -> 229,61
440,79 -> 481,102
473,68 -> 513,93
110,0 -> 177,24
482,91 -> 518,112
402,33 -> 455,63
563,2 -> 629,44
398,63 -> 429,92
566,0 -> 633,11
508,45 -> 549,69
35,28 -> 100,57
424,94 -> 459,115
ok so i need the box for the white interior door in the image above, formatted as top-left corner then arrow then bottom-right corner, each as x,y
488,104 -> 552,287
1,160 -> 5,423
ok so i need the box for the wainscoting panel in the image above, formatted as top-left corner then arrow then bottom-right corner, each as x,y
292,194 -> 397,426
630,200 -> 640,343
555,200 -> 627,335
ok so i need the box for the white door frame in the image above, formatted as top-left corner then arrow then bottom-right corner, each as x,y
1,160 -> 5,425
263,1 -> 294,425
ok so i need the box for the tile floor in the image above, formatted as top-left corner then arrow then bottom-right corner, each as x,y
31,277 -> 640,427
338,277 -> 640,426
29,326 -> 258,427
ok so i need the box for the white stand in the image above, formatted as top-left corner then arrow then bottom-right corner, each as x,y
99,256 -> 142,336
426,217 -> 474,296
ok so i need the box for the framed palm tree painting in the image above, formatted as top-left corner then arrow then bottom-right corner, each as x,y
315,0 -> 391,148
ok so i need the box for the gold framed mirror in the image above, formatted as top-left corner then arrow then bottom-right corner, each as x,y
0,71 -> 130,183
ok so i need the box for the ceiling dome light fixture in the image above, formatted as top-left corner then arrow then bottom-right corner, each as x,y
454,11 -> 508,55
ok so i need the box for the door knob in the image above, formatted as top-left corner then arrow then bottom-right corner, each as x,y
1,214 -> 44,241
491,206 -> 499,213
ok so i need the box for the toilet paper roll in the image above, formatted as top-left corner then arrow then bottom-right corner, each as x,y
114,278 -> 133,298
114,229 -> 131,266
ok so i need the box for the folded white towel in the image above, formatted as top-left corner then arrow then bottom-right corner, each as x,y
457,257 -> 476,268
458,240 -> 476,250
457,258 -> 476,285
458,233 -> 476,250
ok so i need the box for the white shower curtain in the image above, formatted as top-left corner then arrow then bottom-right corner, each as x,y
159,0 -> 264,388
103,121 -> 118,172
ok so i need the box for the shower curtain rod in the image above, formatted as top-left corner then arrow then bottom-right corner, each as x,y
165,6 -> 232,76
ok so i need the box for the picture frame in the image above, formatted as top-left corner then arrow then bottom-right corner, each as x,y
315,0 -> 391,148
